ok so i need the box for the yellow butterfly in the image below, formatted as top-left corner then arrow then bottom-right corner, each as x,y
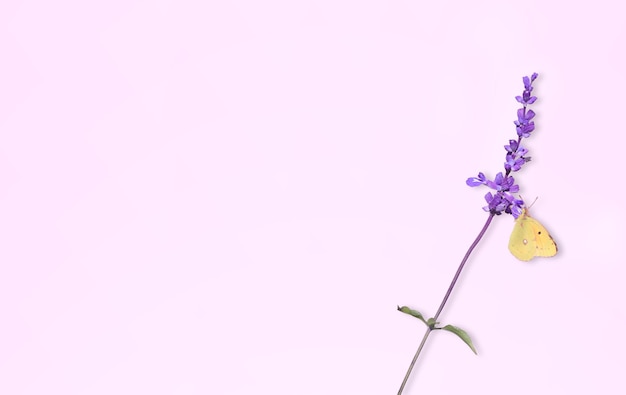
508,207 -> 558,261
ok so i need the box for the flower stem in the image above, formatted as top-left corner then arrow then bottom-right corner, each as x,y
397,213 -> 495,395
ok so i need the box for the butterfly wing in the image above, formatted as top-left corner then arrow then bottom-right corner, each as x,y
508,208 -> 558,261
527,217 -> 558,258
508,210 -> 537,261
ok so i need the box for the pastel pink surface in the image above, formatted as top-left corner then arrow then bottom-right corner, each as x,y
1,1 -> 625,394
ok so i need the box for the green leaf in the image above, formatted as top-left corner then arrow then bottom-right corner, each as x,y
426,318 -> 438,328
397,306 -> 428,325
442,325 -> 478,355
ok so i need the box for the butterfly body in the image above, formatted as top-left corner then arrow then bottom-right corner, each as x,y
508,208 -> 558,261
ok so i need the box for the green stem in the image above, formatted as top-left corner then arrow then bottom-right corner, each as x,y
397,213 -> 495,395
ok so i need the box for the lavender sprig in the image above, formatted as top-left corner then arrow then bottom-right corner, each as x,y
397,73 -> 540,395
465,72 -> 538,218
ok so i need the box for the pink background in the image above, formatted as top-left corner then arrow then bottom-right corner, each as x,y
2,1 -> 625,394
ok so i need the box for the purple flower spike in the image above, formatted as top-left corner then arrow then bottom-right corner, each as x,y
466,73 -> 539,216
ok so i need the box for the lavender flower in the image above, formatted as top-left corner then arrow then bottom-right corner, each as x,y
466,73 -> 539,218
397,73 -> 545,395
